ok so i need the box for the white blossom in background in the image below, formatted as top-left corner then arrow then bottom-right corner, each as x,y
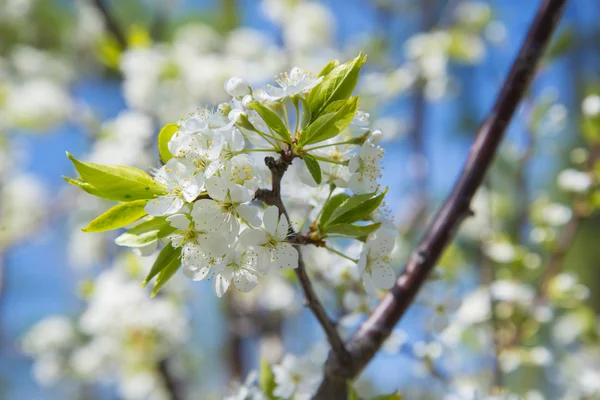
557,168 -> 592,193
272,354 -> 323,399
582,94 -> 600,117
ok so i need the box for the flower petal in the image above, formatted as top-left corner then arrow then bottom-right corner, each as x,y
263,205 -> 279,235
239,228 -> 267,246
145,195 -> 183,216
273,242 -> 298,269
166,214 -> 190,230
238,204 -> 261,227
232,268 -> 259,292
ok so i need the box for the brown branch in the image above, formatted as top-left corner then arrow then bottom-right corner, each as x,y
90,0 -> 127,50
314,1 -> 568,398
158,359 -> 184,400
255,155 -> 350,365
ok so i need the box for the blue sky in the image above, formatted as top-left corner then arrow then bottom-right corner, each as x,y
2,0 -> 597,398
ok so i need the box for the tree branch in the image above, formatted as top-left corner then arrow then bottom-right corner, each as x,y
158,359 -> 184,400
90,0 -> 127,50
314,0 -> 568,397
255,155 -> 350,365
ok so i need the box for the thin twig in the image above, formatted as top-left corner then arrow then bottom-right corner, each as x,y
90,0 -> 127,49
255,155 -> 350,364
158,359 -> 184,400
314,1 -> 567,398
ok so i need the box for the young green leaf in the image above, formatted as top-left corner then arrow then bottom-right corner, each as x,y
66,152 -> 166,201
247,102 -> 291,142
347,382 -> 360,400
329,189 -> 387,225
318,59 -> 340,77
307,53 -> 366,120
259,358 -> 277,400
63,176 -> 107,199
82,200 -> 148,232
299,96 -> 312,130
152,246 -> 182,297
115,217 -> 176,247
319,192 -> 350,228
158,123 -> 178,163
303,154 -> 322,184
323,222 -> 381,238
142,242 -> 179,288
299,96 -> 358,146
370,393 -> 403,400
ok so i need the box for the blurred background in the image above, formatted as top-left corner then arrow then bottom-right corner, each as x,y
2,0 -> 600,399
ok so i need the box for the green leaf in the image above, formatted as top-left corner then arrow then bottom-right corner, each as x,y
324,222 -> 381,238
299,96 -> 312,130
115,217 -> 176,247
158,123 -> 178,163
152,246 -> 182,296
303,154 -> 322,184
329,189 -> 387,225
142,242 -> 179,288
82,200 -> 148,232
347,382 -> 360,400
63,176 -> 106,198
66,152 -> 166,201
307,53 -> 366,120
545,28 -> 573,62
318,59 -> 340,77
299,97 -> 359,146
370,393 -> 402,400
319,193 -> 350,228
247,102 -> 291,142
259,358 -> 277,399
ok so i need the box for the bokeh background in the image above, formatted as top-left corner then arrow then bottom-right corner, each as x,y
2,0 -> 600,399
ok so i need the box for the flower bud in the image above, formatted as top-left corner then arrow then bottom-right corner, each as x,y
370,129 -> 383,144
242,94 -> 255,108
225,77 -> 251,98
231,110 -> 257,132
217,102 -> 232,116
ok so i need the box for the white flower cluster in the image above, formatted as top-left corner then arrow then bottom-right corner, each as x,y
133,64 -> 396,298
22,267 -> 188,400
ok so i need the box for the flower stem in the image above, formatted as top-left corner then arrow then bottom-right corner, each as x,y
324,245 -> 358,263
304,139 -> 358,151
310,154 -> 349,166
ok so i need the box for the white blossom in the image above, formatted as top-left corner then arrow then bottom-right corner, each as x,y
348,139 -> 384,194
357,229 -> 396,296
240,205 -> 298,272
264,67 -> 323,100
145,159 -> 204,216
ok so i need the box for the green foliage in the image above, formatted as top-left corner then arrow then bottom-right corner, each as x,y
370,393 -> 403,400
259,358 -> 278,399
247,102 -> 291,142
307,53 -> 366,121
327,190 -> 387,226
66,152 -> 166,201
82,200 -> 148,233
158,123 -> 179,163
319,193 -> 350,228
141,242 -> 181,296
62,177 -> 107,199
152,246 -> 183,297
318,59 -> 340,77
347,382 -> 360,400
324,222 -> 381,239
545,28 -> 574,62
298,97 -> 359,146
303,154 -> 322,184
115,217 -> 176,247
299,96 -> 312,130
